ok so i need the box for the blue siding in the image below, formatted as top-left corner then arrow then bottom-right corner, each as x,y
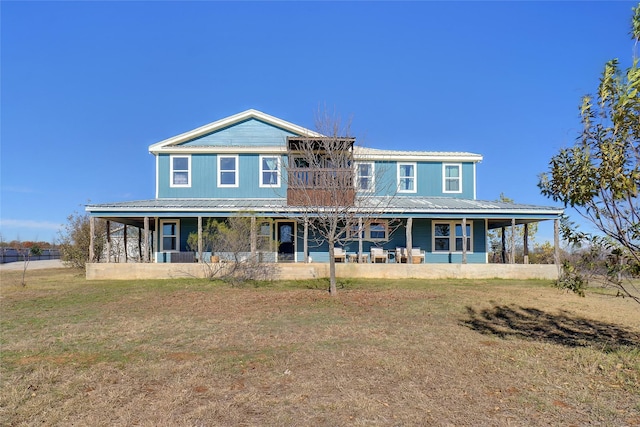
159,153 -> 285,199
181,118 -> 296,147
371,161 -> 475,198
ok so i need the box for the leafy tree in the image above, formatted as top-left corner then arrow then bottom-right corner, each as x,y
58,212 -> 106,269
539,4 -> 640,303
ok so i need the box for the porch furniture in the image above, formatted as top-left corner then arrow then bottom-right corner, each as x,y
370,247 -> 388,263
396,247 -> 407,263
334,247 -> 347,263
348,253 -> 369,263
409,247 -> 425,264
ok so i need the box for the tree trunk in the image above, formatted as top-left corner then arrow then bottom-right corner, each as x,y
328,243 -> 337,296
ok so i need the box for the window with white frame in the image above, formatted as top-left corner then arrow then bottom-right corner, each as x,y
170,155 -> 190,187
260,155 -> 280,187
347,220 -> 388,241
398,163 -> 416,193
161,220 -> 180,252
443,163 -> 462,193
218,155 -> 238,187
357,162 -> 375,191
433,221 -> 472,252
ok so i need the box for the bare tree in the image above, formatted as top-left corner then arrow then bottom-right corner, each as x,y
187,215 -> 278,285
283,109 -> 398,296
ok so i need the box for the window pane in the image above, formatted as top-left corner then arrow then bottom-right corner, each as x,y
435,238 -> 449,251
445,165 -> 459,177
263,157 -> 277,171
400,164 -> 413,177
220,157 -> 236,170
446,179 -> 459,192
173,172 -> 188,185
220,171 -> 235,185
359,177 -> 371,190
370,223 -> 386,239
163,223 -> 176,235
263,171 -> 277,184
435,224 -> 450,237
163,237 -> 176,251
358,163 -> 371,177
173,157 -> 188,171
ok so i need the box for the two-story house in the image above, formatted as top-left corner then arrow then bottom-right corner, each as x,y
86,109 -> 563,265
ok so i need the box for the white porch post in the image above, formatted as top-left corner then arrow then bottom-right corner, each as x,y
105,220 -> 111,263
462,217 -> 467,264
304,219 -> 309,263
510,218 -> 516,264
89,216 -> 95,263
523,223 -> 529,264
143,216 -> 149,263
123,224 -> 128,263
198,216 -> 203,262
358,217 -> 363,262
406,217 -> 413,264
250,216 -> 257,261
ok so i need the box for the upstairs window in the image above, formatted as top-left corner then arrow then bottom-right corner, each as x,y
443,164 -> 462,193
260,156 -> 280,187
398,163 -> 416,193
357,162 -> 375,192
170,155 -> 190,187
218,155 -> 238,187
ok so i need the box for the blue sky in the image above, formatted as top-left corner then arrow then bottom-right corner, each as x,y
1,1 -> 637,244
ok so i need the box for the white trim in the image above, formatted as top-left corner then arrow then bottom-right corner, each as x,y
442,163 -> 462,194
155,155 -> 159,199
397,162 -> 417,193
356,161 -> 375,192
473,163 -> 477,199
160,219 -> 180,252
432,221 -> 473,253
367,220 -> 389,241
170,155 -> 191,188
259,155 -> 281,188
149,109 -> 323,153
217,155 -> 239,188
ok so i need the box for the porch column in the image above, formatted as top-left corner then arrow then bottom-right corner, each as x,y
105,221 -> 111,263
406,217 -> 413,264
358,217 -> 363,262
250,216 -> 257,261
123,224 -> 128,263
138,226 -> 142,262
143,216 -> 149,263
510,218 -> 516,264
462,217 -> 467,264
198,216 -> 203,263
501,226 -> 506,264
304,219 -> 309,263
554,218 -> 560,277
523,223 -> 529,264
89,216 -> 95,263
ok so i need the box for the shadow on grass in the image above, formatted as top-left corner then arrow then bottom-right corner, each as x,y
462,304 -> 640,350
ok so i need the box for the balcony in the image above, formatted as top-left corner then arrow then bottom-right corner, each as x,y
287,168 -> 355,206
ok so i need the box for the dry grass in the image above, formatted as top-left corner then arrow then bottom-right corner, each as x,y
1,268 -> 639,426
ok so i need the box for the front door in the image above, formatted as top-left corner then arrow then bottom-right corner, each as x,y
277,222 -> 295,262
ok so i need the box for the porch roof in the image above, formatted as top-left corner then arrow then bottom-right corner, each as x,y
86,197 -> 563,228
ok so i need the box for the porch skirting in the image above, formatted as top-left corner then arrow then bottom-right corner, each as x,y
86,262 -> 558,281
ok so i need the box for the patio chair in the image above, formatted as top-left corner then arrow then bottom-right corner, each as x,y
409,247 -> 425,264
370,247 -> 388,263
396,247 -> 407,263
333,247 -> 347,263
